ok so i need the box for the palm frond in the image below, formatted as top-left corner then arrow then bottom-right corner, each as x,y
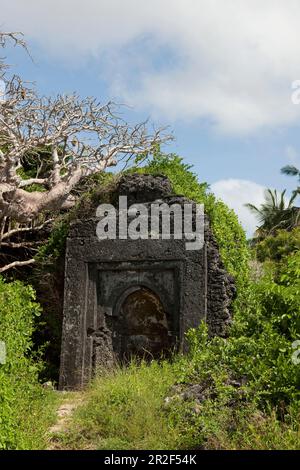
281,165 -> 300,177
245,187 -> 298,236
244,203 -> 260,214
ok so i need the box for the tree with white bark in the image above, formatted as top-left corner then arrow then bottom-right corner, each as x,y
0,32 -> 171,273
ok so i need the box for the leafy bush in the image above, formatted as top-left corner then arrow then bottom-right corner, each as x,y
179,249 -> 300,419
37,219 -> 70,264
153,245 -> 299,449
0,277 -> 57,449
167,392 -> 300,450
257,251 -> 300,340
187,252 -> 300,403
254,227 -> 300,262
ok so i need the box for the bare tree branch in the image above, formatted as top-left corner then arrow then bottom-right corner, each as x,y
1,240 -> 42,248
19,178 -> 47,187
0,86 -> 172,222
0,31 -> 28,50
1,219 -> 54,240
0,29 -> 172,272
0,258 -> 35,273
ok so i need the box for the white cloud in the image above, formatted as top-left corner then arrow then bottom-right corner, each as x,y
2,1 -> 300,133
211,179 -> 266,237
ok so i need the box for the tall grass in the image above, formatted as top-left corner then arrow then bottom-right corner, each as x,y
60,360 -> 183,450
56,358 -> 300,450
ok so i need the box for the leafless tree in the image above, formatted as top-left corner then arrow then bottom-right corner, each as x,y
0,32 -> 172,273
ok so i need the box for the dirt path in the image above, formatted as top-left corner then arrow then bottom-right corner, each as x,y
47,392 -> 83,450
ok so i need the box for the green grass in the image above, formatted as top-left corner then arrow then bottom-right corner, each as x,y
54,359 -> 300,450
60,360 -> 183,450
203,407 -> 300,450
5,387 -> 59,450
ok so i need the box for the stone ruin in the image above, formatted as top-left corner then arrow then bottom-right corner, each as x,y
59,174 -> 235,390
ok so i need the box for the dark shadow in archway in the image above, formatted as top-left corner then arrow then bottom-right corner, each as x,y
117,286 -> 172,362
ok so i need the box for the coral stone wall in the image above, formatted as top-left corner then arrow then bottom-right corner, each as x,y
59,174 -> 235,390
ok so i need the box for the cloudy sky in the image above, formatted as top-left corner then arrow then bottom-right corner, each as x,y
2,0 -> 300,235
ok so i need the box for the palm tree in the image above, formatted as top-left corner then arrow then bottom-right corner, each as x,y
281,165 -> 300,198
245,189 -> 298,238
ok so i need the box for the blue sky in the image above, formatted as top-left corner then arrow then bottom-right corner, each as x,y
2,0 -> 300,236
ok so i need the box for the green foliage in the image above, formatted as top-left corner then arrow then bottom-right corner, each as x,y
37,219 -> 69,263
208,199 -> 249,287
168,396 -> 300,450
180,250 -> 300,418
257,251 -> 300,340
0,277 -> 57,449
15,148 -> 53,192
186,251 -> 300,404
55,353 -> 300,450
36,172 -> 116,264
254,227 -> 300,262
16,166 -> 46,192
160,245 -> 300,449
210,405 -> 300,450
138,150 -> 249,288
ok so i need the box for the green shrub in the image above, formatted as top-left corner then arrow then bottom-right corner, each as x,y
254,227 -> 300,262
182,249 -> 300,411
37,218 -> 69,263
163,249 -> 300,448
167,396 -> 300,450
0,277 -> 57,449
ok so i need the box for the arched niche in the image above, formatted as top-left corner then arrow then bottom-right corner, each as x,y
116,286 -> 172,361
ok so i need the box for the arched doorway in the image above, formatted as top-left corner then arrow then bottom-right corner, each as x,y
118,286 -> 171,361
